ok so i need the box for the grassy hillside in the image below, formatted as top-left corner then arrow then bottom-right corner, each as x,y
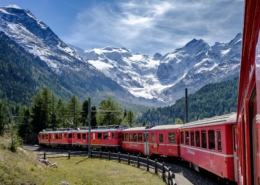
0,135 -> 164,185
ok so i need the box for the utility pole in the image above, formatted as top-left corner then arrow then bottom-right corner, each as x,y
185,88 -> 188,124
88,98 -> 91,155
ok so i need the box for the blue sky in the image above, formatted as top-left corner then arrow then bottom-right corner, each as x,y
1,0 -> 244,56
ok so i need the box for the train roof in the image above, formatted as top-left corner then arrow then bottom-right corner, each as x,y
122,127 -> 146,132
149,124 -> 181,130
180,113 -> 236,129
39,125 -> 129,134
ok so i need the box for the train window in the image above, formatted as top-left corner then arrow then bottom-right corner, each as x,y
138,133 -> 142,142
125,133 -> 129,141
217,130 -> 222,152
68,133 -> 72,138
118,133 -> 121,139
46,134 -> 48,139
103,133 -> 108,140
143,133 -> 147,142
159,134 -> 164,143
208,130 -> 215,150
56,134 -> 59,139
168,132 -> 176,144
129,133 -> 133,141
122,133 -> 124,141
151,133 -> 155,143
42,135 -> 44,139
82,133 -> 86,139
201,130 -> 207,149
59,134 -> 62,139
185,131 -> 189,145
64,134 -> 67,138
181,131 -> 184,144
133,133 -> 137,142
191,131 -> 194,146
77,133 -> 81,139
112,133 -> 116,139
196,131 -> 200,147
98,133 -> 102,139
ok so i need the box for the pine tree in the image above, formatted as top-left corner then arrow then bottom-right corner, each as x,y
0,100 -> 6,135
81,100 -> 88,127
67,95 -> 81,128
96,97 -> 123,125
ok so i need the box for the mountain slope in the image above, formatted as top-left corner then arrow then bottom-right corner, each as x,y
0,5 -> 151,106
137,77 -> 238,125
0,31 -> 72,104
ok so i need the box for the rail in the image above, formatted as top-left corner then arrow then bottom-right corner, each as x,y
38,150 -> 177,185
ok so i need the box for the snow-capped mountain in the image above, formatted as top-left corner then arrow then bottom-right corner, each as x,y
0,4 -> 150,106
70,33 -> 241,105
0,4 -> 241,106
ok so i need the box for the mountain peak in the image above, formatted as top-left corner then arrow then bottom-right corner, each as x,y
185,38 -> 207,48
4,4 -> 22,9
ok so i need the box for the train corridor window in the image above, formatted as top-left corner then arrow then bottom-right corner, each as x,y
191,131 -> 194,146
77,133 -> 81,139
46,134 -> 48,139
181,132 -> 184,144
201,130 -> 207,149
125,133 -> 129,141
82,133 -> 86,139
68,133 -> 72,138
59,134 -> 62,139
151,133 -> 155,143
129,133 -> 133,141
159,134 -> 164,143
98,133 -> 102,139
217,130 -> 222,152
208,130 -> 215,150
196,131 -> 200,147
133,133 -> 137,142
168,132 -> 176,144
103,132 -> 108,140
56,134 -> 59,139
138,133 -> 142,142
185,131 -> 189,145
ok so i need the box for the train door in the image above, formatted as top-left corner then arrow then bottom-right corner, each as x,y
232,125 -> 238,182
249,88 -> 257,185
143,131 -> 149,155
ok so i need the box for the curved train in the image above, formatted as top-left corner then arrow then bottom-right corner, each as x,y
40,0 -> 260,184
39,113 -> 237,182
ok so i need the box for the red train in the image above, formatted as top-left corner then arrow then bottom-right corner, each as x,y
39,113 -> 237,183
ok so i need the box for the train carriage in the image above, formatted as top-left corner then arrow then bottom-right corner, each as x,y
179,113 -> 237,182
148,125 -> 181,157
38,129 -> 73,148
122,127 -> 146,155
237,0 -> 260,184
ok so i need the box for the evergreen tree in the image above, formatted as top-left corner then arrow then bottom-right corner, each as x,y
0,100 -> 6,135
142,120 -> 146,127
91,106 -> 97,127
81,100 -> 88,127
56,98 -> 67,128
126,110 -> 136,127
67,95 -> 81,128
96,97 -> 123,125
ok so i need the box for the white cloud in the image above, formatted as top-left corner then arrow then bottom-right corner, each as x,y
63,0 -> 244,55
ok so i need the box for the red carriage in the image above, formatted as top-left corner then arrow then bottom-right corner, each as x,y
237,0 -> 260,184
179,113 -> 237,182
